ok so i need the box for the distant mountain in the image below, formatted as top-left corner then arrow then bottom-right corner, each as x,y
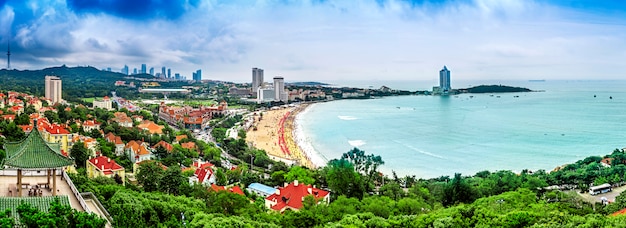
0,65 -> 155,103
287,81 -> 330,86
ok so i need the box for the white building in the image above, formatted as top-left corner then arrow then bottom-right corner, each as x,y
273,76 -> 287,102
44,75 -> 62,104
93,96 -> 113,110
252,68 -> 264,93
257,87 -> 275,103
439,66 -> 451,94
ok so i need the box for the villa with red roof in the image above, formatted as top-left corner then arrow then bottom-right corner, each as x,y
104,132 -> 125,156
93,96 -> 113,110
82,120 -> 100,132
137,120 -> 164,135
189,166 -> 216,186
86,156 -> 125,184
41,123 -> 72,152
125,140 -> 153,163
265,180 -> 330,212
152,140 -> 173,152
112,112 -> 133,128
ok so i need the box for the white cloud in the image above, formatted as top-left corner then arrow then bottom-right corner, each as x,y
6,0 -> 626,82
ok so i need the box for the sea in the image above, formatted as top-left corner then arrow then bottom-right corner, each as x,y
296,80 -> 626,178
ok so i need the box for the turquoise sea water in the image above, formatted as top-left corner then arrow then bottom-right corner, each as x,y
297,80 -> 626,178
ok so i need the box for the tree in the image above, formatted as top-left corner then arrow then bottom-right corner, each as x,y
325,159 -> 365,199
284,166 -> 315,185
137,161 -> 165,192
153,145 -> 169,160
159,167 -> 185,195
341,147 -> 385,185
71,141 -> 90,169
215,168 -> 228,186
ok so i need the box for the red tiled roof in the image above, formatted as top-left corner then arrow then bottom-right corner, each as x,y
266,181 -> 330,211
195,167 -> 213,184
181,142 -> 196,150
83,120 -> 100,126
152,141 -> 173,152
125,140 -> 151,156
611,208 -> 626,217
137,120 -> 164,134
176,135 -> 188,142
601,158 -> 614,166
229,186 -> 245,195
88,156 -> 124,172
45,124 -> 71,135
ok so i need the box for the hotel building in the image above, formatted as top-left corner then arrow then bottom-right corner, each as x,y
439,66 -> 451,94
44,75 -> 62,104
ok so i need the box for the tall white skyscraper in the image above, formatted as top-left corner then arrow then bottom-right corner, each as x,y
141,64 -> 147,74
273,76 -> 287,102
121,65 -> 129,75
45,75 -> 62,104
439,66 -> 451,94
252,68 -> 264,93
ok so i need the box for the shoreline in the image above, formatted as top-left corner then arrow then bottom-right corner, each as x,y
246,103 -> 325,169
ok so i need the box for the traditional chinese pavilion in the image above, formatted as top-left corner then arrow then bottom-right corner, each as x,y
2,120 -> 74,197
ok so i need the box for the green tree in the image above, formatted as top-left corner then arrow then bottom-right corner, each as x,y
325,159 -> 365,199
284,166 -> 315,185
137,161 -> 165,192
70,141 -> 90,169
159,167 -> 185,195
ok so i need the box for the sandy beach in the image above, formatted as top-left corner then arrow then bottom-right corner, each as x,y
246,104 -> 317,169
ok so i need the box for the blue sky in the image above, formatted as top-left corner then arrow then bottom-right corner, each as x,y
0,0 -> 625,82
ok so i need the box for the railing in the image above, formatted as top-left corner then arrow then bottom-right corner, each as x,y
81,192 -> 114,225
62,171 -> 90,213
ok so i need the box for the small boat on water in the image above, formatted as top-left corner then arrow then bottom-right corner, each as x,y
469,96 -> 474,98
514,95 -> 519,98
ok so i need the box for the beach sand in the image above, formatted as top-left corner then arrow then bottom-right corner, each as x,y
246,105 -> 315,168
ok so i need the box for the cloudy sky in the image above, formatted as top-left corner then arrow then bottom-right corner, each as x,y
0,0 -> 625,82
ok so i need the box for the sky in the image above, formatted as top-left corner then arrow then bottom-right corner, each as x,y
0,0 -> 625,82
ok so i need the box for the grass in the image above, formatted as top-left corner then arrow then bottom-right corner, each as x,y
81,97 -> 96,103
182,100 -> 216,107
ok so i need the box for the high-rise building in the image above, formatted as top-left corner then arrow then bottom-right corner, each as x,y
175,73 -> 180,79
133,68 -> 138,75
167,68 -> 171,78
149,67 -> 154,75
252,68 -> 264,93
439,66 -> 451,94
122,65 -> 129,75
45,76 -> 62,104
161,67 -> 166,77
273,76 -> 287,102
192,69 -> 202,81
141,64 -> 147,74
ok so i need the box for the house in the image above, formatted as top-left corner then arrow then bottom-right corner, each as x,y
86,156 -> 125,184
210,184 -> 245,196
10,105 -> 24,115
70,135 -> 99,157
247,183 -> 277,198
265,180 -> 330,212
152,140 -> 173,152
1,114 -> 15,122
601,158 -> 614,168
188,161 -> 216,186
189,166 -> 216,186
104,132 -> 125,156
41,124 -> 72,152
125,140 -> 153,163
112,112 -> 133,128
175,135 -> 188,143
82,120 -> 100,133
181,141 -> 196,151
137,120 -> 164,135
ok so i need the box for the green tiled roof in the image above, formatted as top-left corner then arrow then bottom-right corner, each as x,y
2,125 -> 73,169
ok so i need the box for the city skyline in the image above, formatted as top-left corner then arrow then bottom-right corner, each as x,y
0,1 -> 625,82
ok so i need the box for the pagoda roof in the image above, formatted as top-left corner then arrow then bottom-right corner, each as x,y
2,122 -> 73,169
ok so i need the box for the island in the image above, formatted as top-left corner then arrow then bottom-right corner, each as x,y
457,85 -> 533,94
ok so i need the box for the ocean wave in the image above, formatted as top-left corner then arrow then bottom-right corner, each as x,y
338,115 -> 358,120
394,140 -> 445,159
348,140 -> 366,147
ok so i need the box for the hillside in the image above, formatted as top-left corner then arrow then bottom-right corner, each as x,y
0,66 -> 157,103
461,85 -> 532,93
